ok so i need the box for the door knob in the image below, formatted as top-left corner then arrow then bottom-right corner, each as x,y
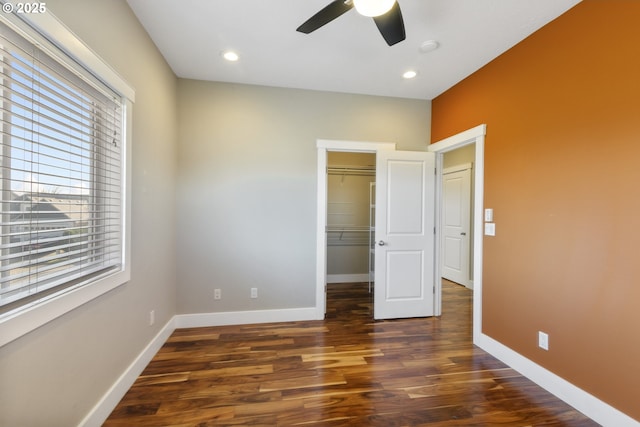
378,240 -> 386,246
460,232 -> 466,236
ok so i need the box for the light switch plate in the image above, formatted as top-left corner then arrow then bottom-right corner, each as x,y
484,208 -> 494,222
484,223 -> 496,236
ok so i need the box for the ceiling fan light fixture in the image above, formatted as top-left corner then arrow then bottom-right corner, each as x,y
353,0 -> 396,17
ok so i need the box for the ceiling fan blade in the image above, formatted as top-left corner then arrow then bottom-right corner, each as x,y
373,1 -> 406,46
297,0 -> 354,34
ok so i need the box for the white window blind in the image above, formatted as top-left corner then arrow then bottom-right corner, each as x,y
0,19 -> 124,313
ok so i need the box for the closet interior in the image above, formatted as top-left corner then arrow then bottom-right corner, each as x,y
326,152 -> 376,289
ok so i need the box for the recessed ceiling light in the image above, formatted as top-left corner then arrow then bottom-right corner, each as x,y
419,40 -> 439,53
222,51 -> 239,62
403,70 -> 418,79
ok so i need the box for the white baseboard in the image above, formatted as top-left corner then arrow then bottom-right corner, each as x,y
175,307 -> 319,329
476,333 -> 639,427
79,317 -> 176,427
327,273 -> 370,283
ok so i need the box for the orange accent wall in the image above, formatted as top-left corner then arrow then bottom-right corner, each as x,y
432,1 -> 640,421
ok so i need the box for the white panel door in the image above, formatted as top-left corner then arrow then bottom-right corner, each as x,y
374,150 -> 435,319
442,167 -> 471,287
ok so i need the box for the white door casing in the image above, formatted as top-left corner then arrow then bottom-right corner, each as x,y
442,165 -> 472,288
316,140 -> 396,318
374,150 -> 436,319
428,124 -> 485,337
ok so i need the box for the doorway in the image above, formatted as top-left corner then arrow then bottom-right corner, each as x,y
315,139 -> 394,319
441,146 -> 474,289
326,152 -> 376,287
429,124 -> 486,342
316,126 -> 484,339
316,140 -> 436,320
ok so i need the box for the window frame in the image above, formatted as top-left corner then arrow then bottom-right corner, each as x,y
0,9 -> 134,347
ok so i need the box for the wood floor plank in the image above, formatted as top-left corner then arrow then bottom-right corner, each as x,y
259,371 -> 347,393
104,280 -> 599,426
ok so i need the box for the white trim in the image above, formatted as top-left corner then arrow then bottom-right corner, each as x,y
316,139 -> 397,319
327,274 -> 370,283
175,308 -> 318,329
79,317 -> 176,427
476,333 -> 640,427
316,148 -> 328,319
14,10 -> 135,101
0,271 -> 130,348
429,124 -> 486,152
429,124 -> 485,333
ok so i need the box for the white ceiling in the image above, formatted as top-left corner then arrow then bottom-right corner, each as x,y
126,0 -> 580,100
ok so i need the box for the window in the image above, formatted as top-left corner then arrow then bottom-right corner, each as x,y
0,12 -> 133,346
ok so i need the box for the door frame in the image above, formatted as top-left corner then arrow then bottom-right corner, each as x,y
315,139 -> 396,318
429,124 -> 486,343
315,125 -> 485,343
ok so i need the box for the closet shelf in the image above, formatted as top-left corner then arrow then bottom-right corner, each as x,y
327,166 -> 375,176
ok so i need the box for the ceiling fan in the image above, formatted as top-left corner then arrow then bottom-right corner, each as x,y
296,0 -> 406,46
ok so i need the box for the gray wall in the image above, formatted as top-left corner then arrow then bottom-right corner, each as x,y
0,1 -> 178,425
176,80 -> 431,314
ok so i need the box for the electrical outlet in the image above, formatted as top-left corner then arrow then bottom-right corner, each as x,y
214,289 -> 222,300
538,331 -> 549,351
149,310 -> 155,326
250,288 -> 258,299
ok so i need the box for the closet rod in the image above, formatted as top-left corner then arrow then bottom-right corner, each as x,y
326,226 -> 369,243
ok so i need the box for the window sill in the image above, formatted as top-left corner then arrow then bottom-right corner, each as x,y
0,269 -> 130,348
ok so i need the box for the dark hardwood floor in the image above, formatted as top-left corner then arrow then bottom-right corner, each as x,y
104,280 -> 598,426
